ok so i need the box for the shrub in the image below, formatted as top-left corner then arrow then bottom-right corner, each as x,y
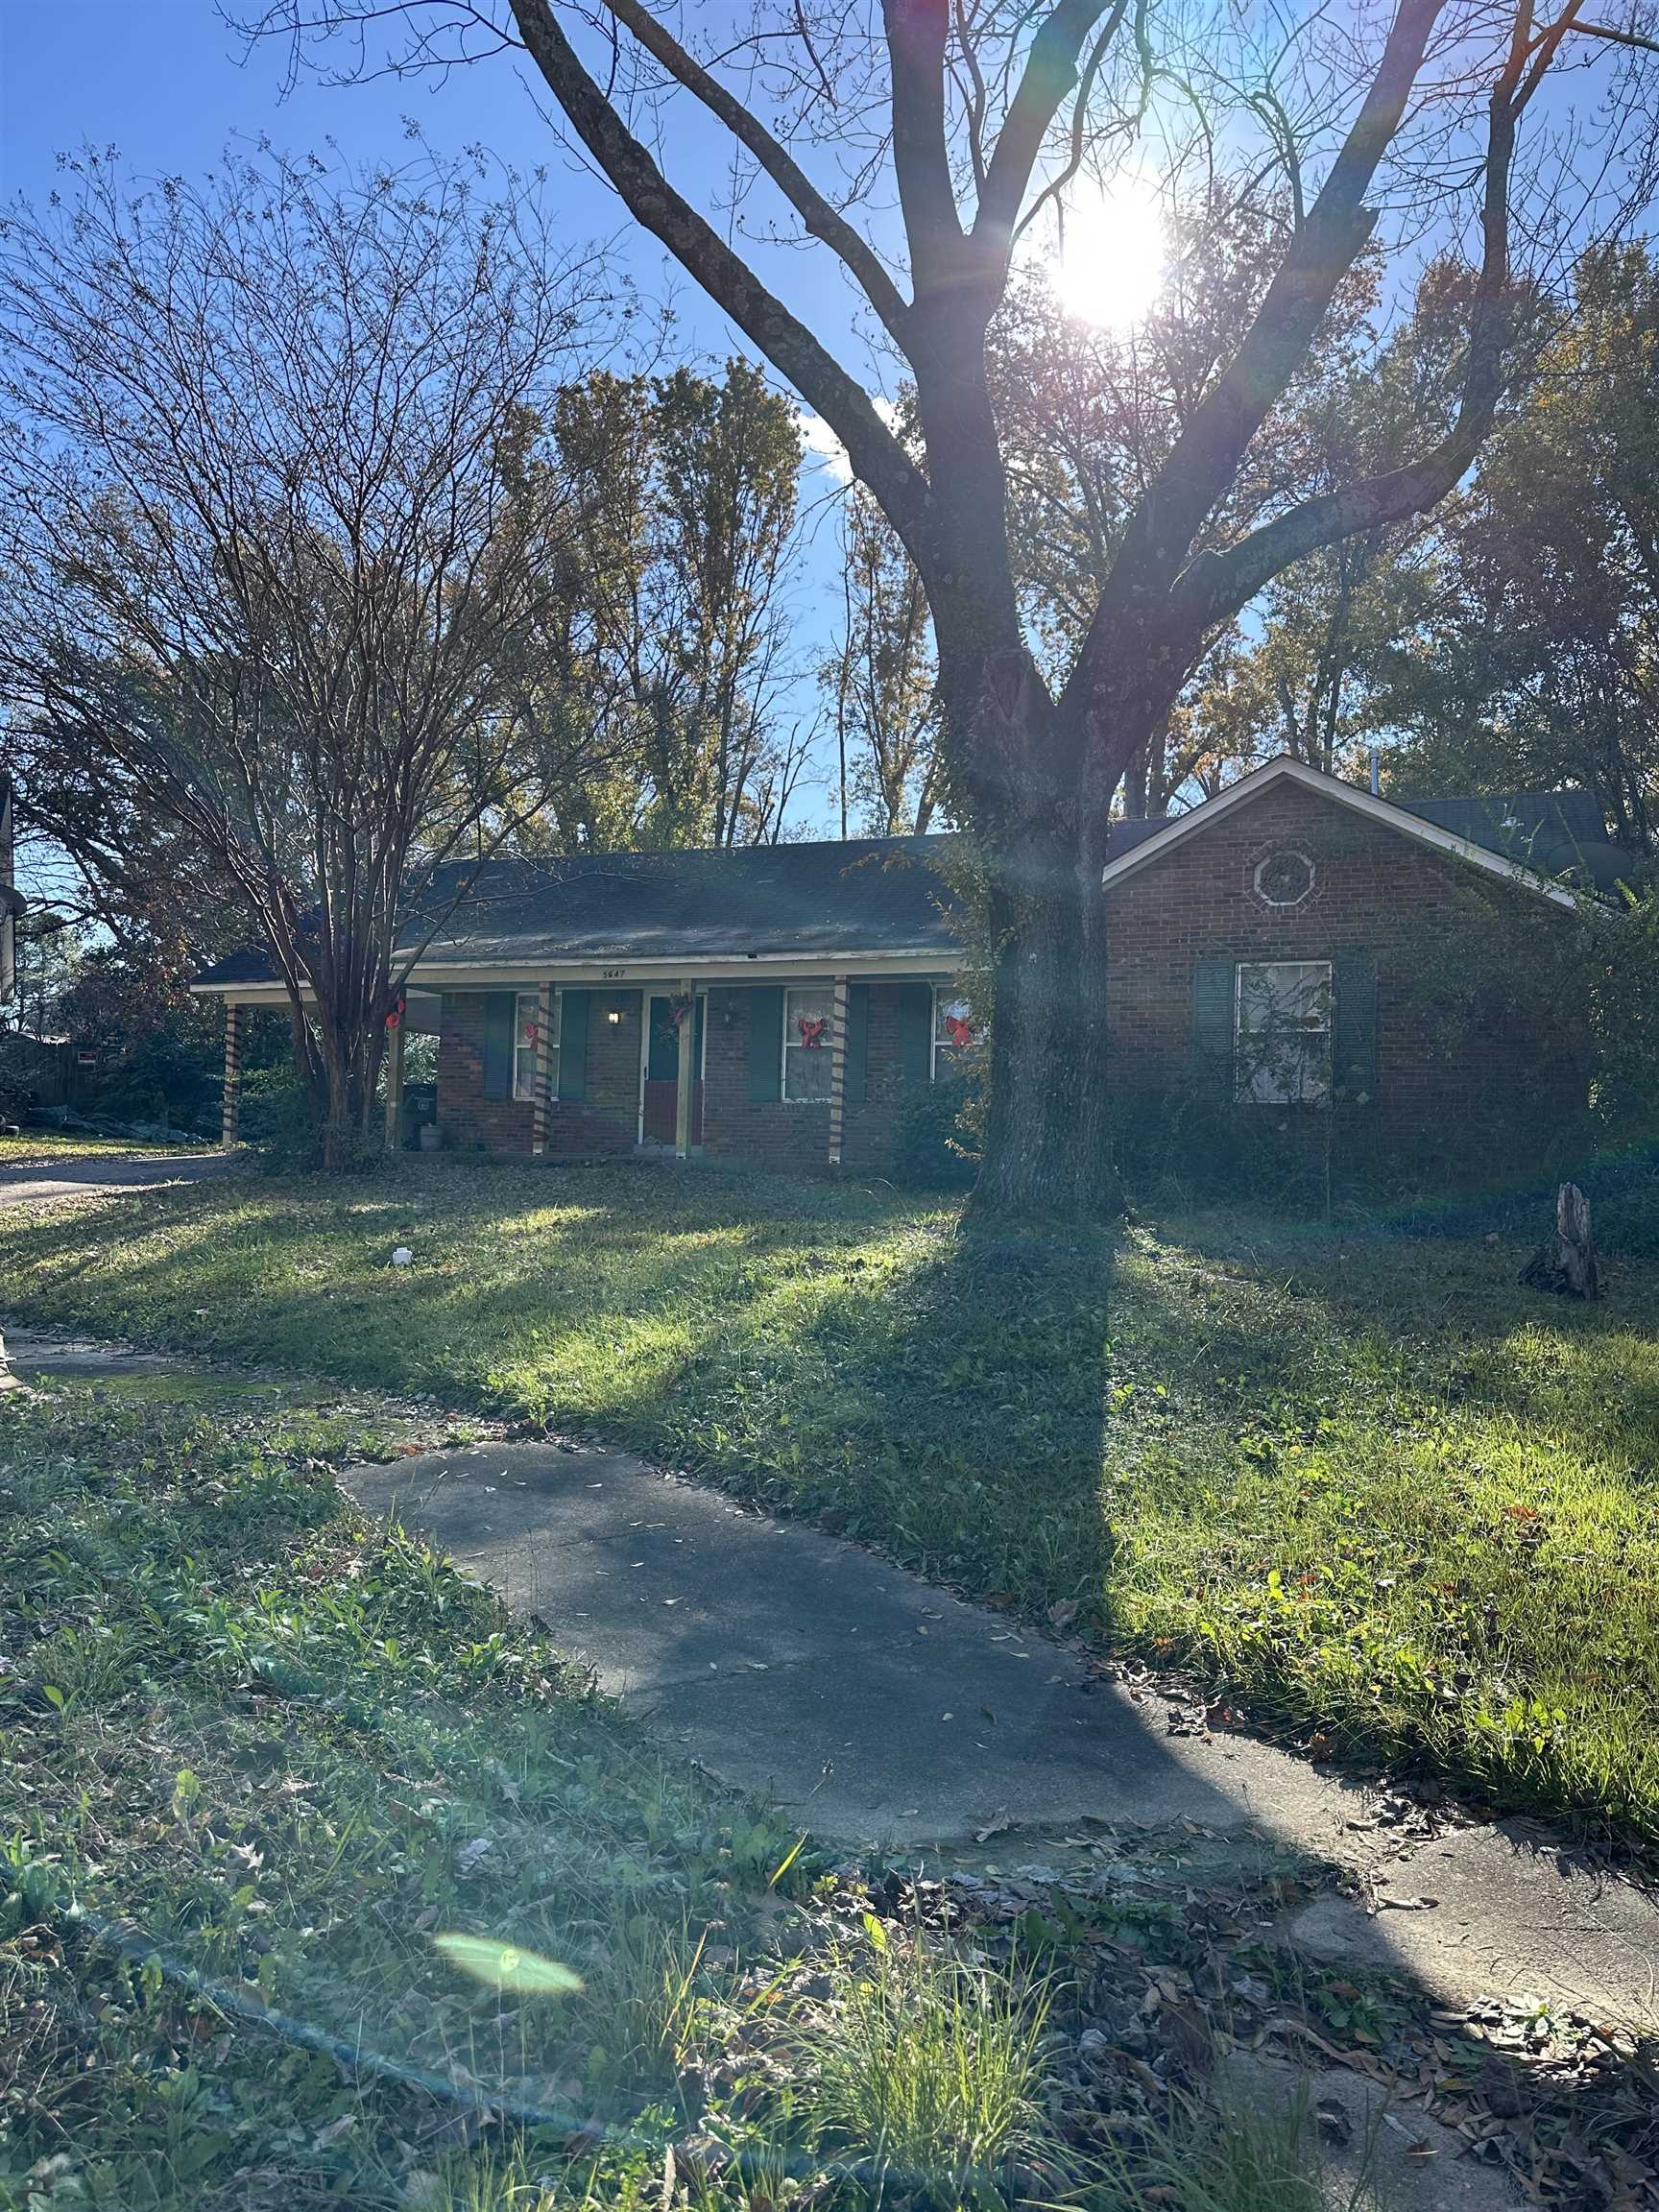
893,1070 -> 977,1190
80,1028 -> 221,1133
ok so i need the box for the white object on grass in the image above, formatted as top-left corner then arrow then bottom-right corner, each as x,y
391,1246 -> 414,1267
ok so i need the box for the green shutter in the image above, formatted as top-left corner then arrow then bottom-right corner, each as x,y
1191,960 -> 1235,1100
558,989 -> 589,1101
898,980 -> 933,1087
1333,950 -> 1377,1105
845,982 -> 871,1105
481,992 -> 515,1100
748,987 -> 783,1102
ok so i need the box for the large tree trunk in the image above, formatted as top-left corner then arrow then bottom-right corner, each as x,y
955,648 -> 1122,1222
975,830 -> 1118,1219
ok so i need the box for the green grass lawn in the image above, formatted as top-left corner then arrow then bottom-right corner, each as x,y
3,1157 -> 1657,1845
2,1381 -> 1349,2211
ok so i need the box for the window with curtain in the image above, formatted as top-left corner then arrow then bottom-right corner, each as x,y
781,984 -> 833,1101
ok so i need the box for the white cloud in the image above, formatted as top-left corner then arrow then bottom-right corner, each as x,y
795,396 -> 902,486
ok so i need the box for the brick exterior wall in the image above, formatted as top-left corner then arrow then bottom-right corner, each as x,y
1103,781 -> 1586,1142
699,981 -> 907,1173
437,988 -> 642,1157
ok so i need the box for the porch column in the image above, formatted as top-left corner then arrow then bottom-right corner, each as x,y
221,1002 -> 243,1149
829,974 -> 849,1168
382,1014 -> 405,1156
532,980 -> 554,1156
674,981 -> 694,1161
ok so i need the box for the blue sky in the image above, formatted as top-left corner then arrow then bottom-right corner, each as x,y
0,0 -> 880,834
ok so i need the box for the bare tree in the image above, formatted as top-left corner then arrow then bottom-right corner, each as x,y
0,147 -> 607,1162
244,0 -> 1659,1214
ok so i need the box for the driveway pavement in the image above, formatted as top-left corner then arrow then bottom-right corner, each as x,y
0,1150 -> 234,1212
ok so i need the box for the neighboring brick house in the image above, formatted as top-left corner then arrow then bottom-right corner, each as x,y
193,758 -> 1626,1173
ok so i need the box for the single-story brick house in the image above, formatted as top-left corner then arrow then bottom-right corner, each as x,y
193,757 -> 1626,1170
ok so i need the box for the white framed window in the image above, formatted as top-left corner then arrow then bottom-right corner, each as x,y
514,989 -> 561,1103
932,989 -> 974,1080
782,984 -> 834,1102
1235,961 -> 1332,1106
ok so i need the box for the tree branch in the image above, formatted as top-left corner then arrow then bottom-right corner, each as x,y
507,0 -> 933,568
1173,0 -> 1550,635
1073,0 -> 1449,642
882,0 -> 965,292
974,0 -> 1125,252
1539,11 -> 1659,54
593,0 -> 913,345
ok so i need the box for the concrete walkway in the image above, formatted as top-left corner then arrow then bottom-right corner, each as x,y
342,1432 -> 1659,2033
0,1150 -> 234,1213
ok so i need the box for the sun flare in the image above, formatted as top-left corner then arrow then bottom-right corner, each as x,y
1047,179 -> 1168,329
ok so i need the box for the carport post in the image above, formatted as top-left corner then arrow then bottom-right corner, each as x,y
829,974 -> 849,1168
674,979 -> 694,1161
383,1014 -> 405,1156
221,1002 -> 243,1149
532,981 -> 554,1156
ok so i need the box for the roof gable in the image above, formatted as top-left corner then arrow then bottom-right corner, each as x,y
1097,757 -> 1586,908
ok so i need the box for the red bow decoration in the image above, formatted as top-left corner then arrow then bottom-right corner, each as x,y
668,994 -> 695,1029
945,1013 -> 974,1048
385,994 -> 406,1031
797,1015 -> 829,1049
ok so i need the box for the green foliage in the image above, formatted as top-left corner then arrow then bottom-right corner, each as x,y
532,359 -> 807,853
803,1924 -> 1055,2203
1382,241 -> 1659,846
1583,882 -> 1659,1135
82,1027 -> 222,1134
892,1070 -> 977,1189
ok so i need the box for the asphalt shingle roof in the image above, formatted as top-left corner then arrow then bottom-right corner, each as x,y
193,782 -> 1625,991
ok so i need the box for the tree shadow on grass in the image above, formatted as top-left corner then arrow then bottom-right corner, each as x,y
792,1213 -> 1121,1627
1133,1199 -> 1659,1474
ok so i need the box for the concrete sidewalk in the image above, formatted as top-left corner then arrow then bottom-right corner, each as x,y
345,1433 -> 1659,2032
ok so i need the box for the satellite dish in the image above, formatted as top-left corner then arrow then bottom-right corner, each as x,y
1538,838 -> 1633,893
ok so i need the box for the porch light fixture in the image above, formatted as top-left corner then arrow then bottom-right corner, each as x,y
606,1000 -> 625,1026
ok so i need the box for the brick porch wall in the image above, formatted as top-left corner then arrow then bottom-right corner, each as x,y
700,981 -> 906,1173
1103,782 -> 1586,1134
437,980 -> 914,1170
437,988 -> 642,1156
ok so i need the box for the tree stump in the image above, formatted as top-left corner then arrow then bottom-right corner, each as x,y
1520,1182 -> 1599,1299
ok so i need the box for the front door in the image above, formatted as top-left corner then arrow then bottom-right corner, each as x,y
641,994 -> 705,1146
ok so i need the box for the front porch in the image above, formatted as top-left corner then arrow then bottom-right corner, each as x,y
214,967 -> 955,1178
